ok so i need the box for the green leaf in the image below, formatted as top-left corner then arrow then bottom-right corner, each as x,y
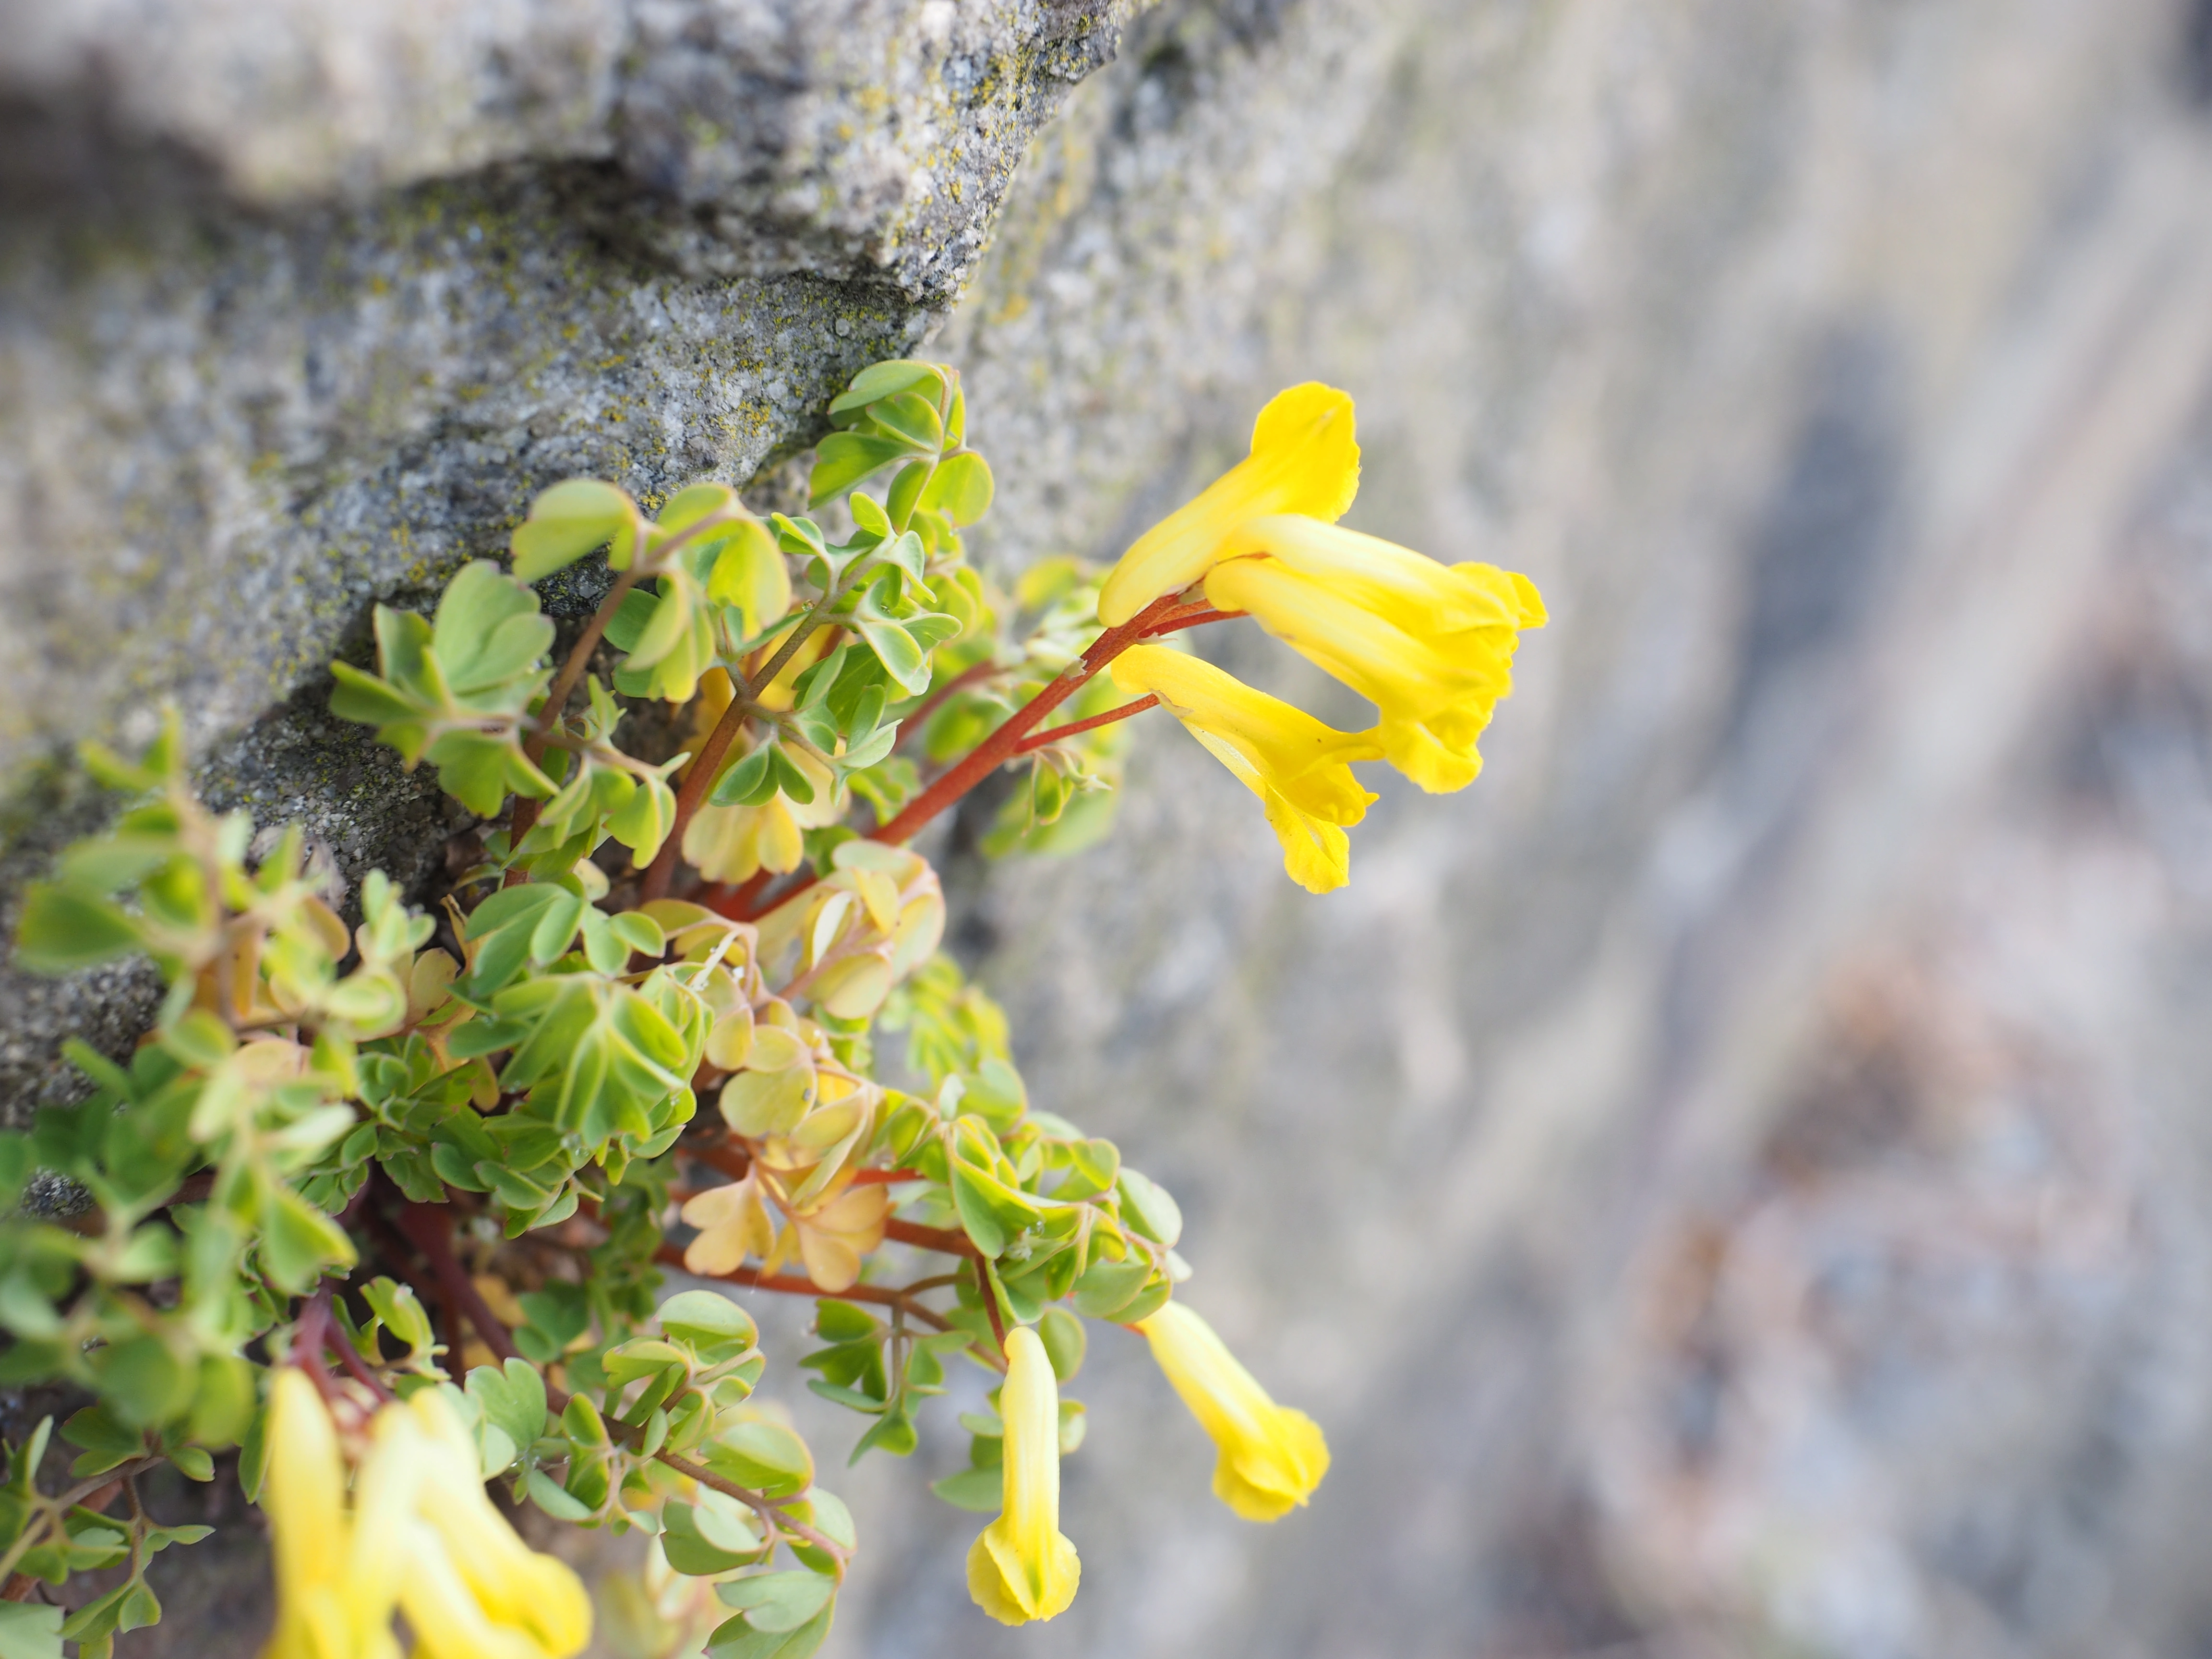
60,1403 -> 143,1477
87,1337 -> 192,1431
433,562 -> 554,696
463,881 -> 587,991
659,1291 -> 758,1363
1117,1167 -> 1183,1248
714,1571 -> 835,1634
949,1168 -> 1010,1260
661,1501 -> 757,1576
168,1446 -> 215,1482
0,1601 -> 63,1659
1038,1306 -> 1086,1382
13,887 -> 140,973
926,1464 -> 1003,1513
1070,1258 -> 1151,1319
513,480 -> 639,579
468,1358 -> 549,1474
918,452 -> 993,526
527,1467 -> 594,1522
827,361 -> 942,419
708,745 -> 778,808
703,1421 -> 814,1499
868,391 -> 944,453
809,434 -> 916,506
707,1602 -> 834,1659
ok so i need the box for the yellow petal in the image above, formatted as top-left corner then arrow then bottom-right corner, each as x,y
1111,645 -> 1378,892
1098,384 -> 1360,625
967,1326 -> 1081,1623
1138,1302 -> 1329,1522
1203,554 -> 1528,794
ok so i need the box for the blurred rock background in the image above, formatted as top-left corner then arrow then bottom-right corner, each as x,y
10,0 -> 2212,1656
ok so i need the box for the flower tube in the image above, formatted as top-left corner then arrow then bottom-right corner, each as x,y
1137,1302 -> 1328,1522
1098,384 -> 1360,625
966,1325 -> 1081,1625
1110,644 -> 1380,893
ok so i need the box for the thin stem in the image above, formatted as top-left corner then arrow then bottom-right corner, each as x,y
639,562 -> 870,903
883,1218 -> 981,1259
1010,695 -> 1158,756
975,1262 -> 1009,1351
393,1202 -> 521,1364
651,1244 -> 951,1331
327,1312 -> 399,1405
1140,603 -> 1243,636
868,593 -> 1186,847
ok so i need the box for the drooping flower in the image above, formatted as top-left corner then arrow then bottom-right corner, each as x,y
966,1326 -> 1081,1626
1136,1302 -> 1329,1522
1202,517 -> 1546,793
262,1367 -> 402,1659
259,1369 -> 591,1659
1110,644 -> 1380,894
388,1389 -> 595,1659
1097,384 -> 1360,626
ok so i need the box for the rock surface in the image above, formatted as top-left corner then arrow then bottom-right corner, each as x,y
10,0 -> 2212,1657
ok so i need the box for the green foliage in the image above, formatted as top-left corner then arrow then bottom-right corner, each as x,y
1,357 -> 1199,1651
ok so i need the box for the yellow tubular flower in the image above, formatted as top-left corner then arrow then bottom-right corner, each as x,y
258,1371 -> 590,1659
1202,517 -> 1546,793
396,1389 -> 594,1659
1097,384 -> 1360,625
1137,1302 -> 1329,1522
966,1326 -> 1081,1626
1110,644 -> 1381,894
263,1367 -> 401,1659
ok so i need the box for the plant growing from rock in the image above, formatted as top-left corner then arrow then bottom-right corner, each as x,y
0,361 -> 1543,1657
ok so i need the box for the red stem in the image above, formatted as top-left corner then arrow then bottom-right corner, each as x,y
1141,604 -> 1243,636
868,593 -> 1186,847
883,1218 -> 982,1259
1011,695 -> 1158,756
651,1244 -> 952,1330
394,1202 -> 522,1364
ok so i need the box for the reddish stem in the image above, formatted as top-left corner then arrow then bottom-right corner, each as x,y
1011,695 -> 1158,756
884,1218 -> 982,1259
700,867 -> 777,920
1141,604 -> 1243,636
394,1202 -> 522,1364
868,593 -> 1186,847
639,691 -> 752,902
651,1244 -> 951,1330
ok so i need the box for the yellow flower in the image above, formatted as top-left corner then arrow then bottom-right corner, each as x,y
388,1390 -> 594,1659
966,1326 -> 1081,1626
1136,1302 -> 1329,1522
1098,384 -> 1360,626
1110,644 -> 1380,894
259,1370 -> 592,1659
1202,516 -> 1547,793
263,1368 -> 402,1659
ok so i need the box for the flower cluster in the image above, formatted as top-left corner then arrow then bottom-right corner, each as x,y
1102,384 -> 1547,891
261,1369 -> 591,1659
